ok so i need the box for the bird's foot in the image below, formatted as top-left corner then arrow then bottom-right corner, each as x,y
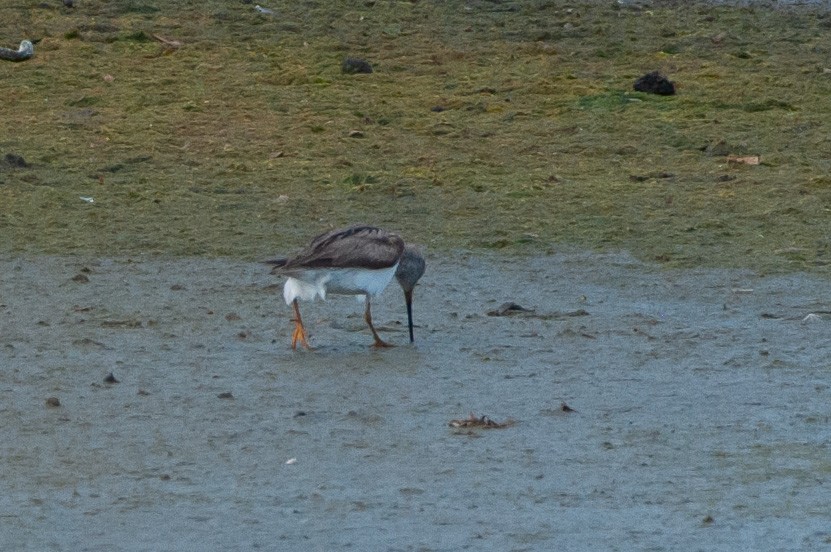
371,338 -> 395,349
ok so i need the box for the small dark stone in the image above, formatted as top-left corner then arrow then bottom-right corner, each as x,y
4,153 -> 28,168
630,171 -> 674,182
104,372 -> 119,384
633,71 -> 675,95
63,0 -> 74,7
487,302 -> 535,317
430,105 -> 446,112
46,397 -> 61,408
342,57 -> 373,74
71,273 -> 90,283
217,391 -> 234,399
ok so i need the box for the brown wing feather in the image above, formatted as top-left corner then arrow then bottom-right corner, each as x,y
282,225 -> 404,271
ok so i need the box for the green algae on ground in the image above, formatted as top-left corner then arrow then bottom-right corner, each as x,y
1,1 -> 830,272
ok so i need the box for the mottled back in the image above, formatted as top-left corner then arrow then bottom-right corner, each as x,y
280,225 -> 405,274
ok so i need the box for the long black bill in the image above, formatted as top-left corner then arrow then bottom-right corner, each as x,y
262,258 -> 288,274
404,289 -> 415,342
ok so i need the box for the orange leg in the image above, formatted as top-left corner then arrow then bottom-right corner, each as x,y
290,299 -> 310,350
364,297 -> 393,348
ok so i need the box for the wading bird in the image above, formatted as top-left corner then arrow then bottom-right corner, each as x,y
265,225 -> 426,349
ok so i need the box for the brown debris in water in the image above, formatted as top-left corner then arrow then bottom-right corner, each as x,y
449,413 -> 515,429
488,302 -> 590,320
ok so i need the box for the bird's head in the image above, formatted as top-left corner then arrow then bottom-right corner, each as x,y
395,245 -> 426,343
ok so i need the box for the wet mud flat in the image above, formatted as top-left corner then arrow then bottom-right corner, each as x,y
1,251 -> 830,551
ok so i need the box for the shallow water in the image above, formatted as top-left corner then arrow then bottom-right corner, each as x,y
1,251 -> 830,550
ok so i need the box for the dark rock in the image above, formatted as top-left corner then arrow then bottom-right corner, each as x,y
0,40 -> 34,62
629,171 -> 674,182
4,153 -> 28,168
342,57 -> 373,74
487,302 -> 535,317
634,71 -> 675,95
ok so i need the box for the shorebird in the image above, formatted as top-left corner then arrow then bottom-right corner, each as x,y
265,225 -> 426,349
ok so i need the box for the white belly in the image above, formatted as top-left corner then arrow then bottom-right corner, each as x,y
283,264 -> 398,305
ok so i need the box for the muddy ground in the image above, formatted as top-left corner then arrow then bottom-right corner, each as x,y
1,251 -> 829,551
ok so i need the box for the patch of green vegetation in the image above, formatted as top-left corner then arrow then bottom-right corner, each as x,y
741,99 -> 796,112
1,0 -> 831,274
122,2 -> 159,15
578,91 -> 640,111
66,95 -> 100,107
118,30 -> 152,42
